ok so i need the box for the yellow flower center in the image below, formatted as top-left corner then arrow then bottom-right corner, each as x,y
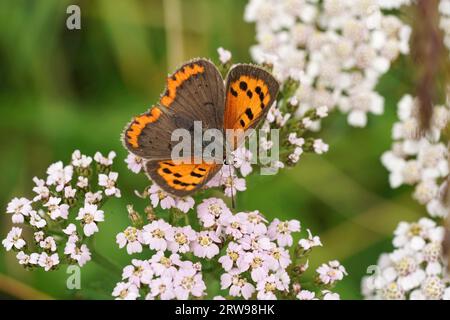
247,213 -> 260,224
175,232 -> 187,245
158,191 -> 166,200
124,227 -> 138,242
160,256 -> 171,267
208,204 -> 222,216
119,289 -> 129,299
228,251 -> 239,261
181,276 -> 194,290
231,221 -> 240,229
199,236 -> 212,247
264,282 -> 276,292
152,228 -> 165,239
232,275 -> 246,287
251,257 -> 262,268
277,222 -> 289,234
83,213 -> 94,224
272,249 -> 281,260
133,266 -> 143,277
408,223 -> 422,237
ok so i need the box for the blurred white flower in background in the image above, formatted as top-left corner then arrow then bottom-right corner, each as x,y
440,0 -> 450,56
362,218 -> 450,300
217,47 -> 232,64
365,88 -> 450,299
245,0 -> 411,127
381,94 -> 449,218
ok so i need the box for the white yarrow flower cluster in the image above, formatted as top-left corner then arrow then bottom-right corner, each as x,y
362,218 -> 450,300
112,256 -> 206,300
114,197 -> 346,300
245,0 -> 411,127
381,94 -> 450,218
2,150 -> 121,270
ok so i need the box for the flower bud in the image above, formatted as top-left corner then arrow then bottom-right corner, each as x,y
127,205 -> 143,227
144,206 -> 156,222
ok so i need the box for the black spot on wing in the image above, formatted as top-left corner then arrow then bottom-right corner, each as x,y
190,171 -> 203,178
258,92 -> 265,102
245,108 -> 254,120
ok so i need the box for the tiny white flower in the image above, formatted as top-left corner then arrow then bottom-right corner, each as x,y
125,153 -> 143,174
298,229 -> 322,250
39,236 -> 57,252
94,151 -> 116,166
322,291 -> 340,300
44,196 -> 69,220
317,260 -> 347,285
38,252 -> 60,271
46,161 -> 73,191
316,106 -> 329,118
76,204 -> 104,236
98,172 -> 121,197
112,282 -> 140,300
297,290 -> 316,300
16,251 -> 39,266
6,197 -> 32,223
313,139 -> 329,154
84,191 -> 103,205
71,150 -> 93,168
77,176 -> 88,189
32,177 -> 49,201
64,186 -> 77,199
29,210 -> 47,229
2,227 -> 26,251
217,47 -> 232,64
116,226 -> 143,255
232,147 -> 253,177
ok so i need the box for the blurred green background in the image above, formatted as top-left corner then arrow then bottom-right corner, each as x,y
0,0 -> 425,300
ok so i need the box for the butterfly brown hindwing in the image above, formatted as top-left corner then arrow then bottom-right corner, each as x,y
123,59 -> 226,195
145,160 -> 221,197
224,65 -> 279,131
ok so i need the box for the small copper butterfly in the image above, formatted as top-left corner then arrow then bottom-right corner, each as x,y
122,58 -> 279,197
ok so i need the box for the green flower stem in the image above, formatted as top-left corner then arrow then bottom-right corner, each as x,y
90,248 -> 122,276
184,212 -> 190,226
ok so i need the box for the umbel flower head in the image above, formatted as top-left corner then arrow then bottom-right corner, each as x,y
362,218 -> 450,300
381,94 -> 450,218
365,68 -> 450,299
2,150 -> 121,270
113,197 -> 346,300
439,0 -> 450,57
245,0 -> 411,128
